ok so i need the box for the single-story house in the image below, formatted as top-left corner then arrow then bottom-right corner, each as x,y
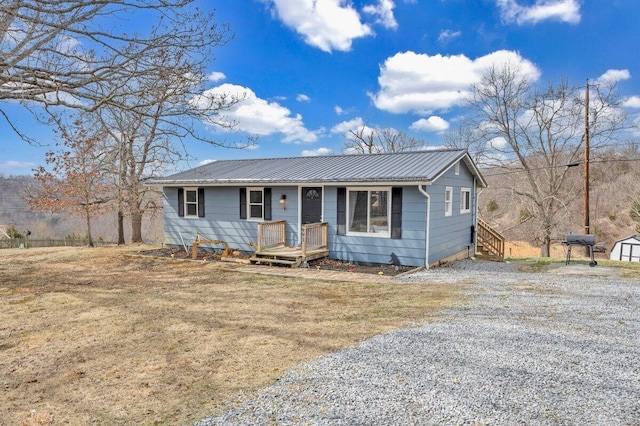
609,235 -> 640,262
150,149 -> 488,268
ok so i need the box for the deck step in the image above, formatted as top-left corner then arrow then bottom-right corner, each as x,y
250,255 -> 301,267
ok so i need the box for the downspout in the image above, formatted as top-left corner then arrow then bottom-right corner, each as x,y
474,178 -> 483,256
418,185 -> 431,269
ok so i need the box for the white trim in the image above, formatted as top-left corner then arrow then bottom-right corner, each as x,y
247,187 -> 265,221
346,187 -> 391,238
460,187 -> 471,214
184,187 -> 199,218
475,179 -> 482,255
444,186 -> 453,217
155,180 -> 434,187
297,185 -> 325,240
418,185 -> 431,269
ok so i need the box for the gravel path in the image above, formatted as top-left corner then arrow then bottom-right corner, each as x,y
197,261 -> 640,425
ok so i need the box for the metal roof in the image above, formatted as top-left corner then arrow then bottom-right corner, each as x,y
150,149 -> 487,187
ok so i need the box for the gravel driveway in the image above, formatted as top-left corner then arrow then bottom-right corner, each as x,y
197,261 -> 640,425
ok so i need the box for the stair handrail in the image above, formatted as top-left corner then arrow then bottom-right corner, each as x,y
256,220 -> 286,251
477,218 -> 505,260
301,222 -> 328,256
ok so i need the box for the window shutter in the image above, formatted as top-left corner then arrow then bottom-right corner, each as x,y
178,188 -> 184,217
391,187 -> 402,239
239,188 -> 247,219
198,187 -> 205,218
264,188 -> 272,221
337,187 -> 346,235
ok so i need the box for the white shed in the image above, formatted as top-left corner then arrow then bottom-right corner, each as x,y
609,235 -> 640,262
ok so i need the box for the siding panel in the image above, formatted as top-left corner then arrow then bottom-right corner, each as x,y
163,186 -> 299,251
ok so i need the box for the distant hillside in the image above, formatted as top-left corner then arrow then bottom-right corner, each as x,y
477,154 -> 639,253
0,175 -> 163,243
0,175 -> 63,236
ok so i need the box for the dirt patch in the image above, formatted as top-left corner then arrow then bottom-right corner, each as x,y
505,241 -> 568,258
141,247 -> 415,276
0,245 -> 462,425
306,257 -> 414,276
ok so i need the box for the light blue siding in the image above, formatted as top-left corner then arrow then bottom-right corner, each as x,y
426,162 -> 477,265
161,159 -> 478,267
325,186 -> 427,267
163,186 -> 299,252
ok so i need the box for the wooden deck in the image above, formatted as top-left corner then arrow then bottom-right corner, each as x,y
250,221 -> 329,267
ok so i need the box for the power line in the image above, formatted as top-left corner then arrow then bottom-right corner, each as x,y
482,157 -> 640,177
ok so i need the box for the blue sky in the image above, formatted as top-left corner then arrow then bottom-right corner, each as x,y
1,0 -> 640,175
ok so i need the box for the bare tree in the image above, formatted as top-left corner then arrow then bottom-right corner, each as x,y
28,119 -> 111,247
343,125 -> 424,154
89,24 -> 245,243
454,63 -> 627,256
1,0 -> 231,140
3,1 -> 245,243
443,121 -> 488,165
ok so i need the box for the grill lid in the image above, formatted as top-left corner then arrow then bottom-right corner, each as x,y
566,234 -> 595,245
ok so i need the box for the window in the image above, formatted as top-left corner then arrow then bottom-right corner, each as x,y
460,188 -> 471,214
185,189 -> 198,216
249,188 -> 264,219
445,187 -> 453,217
239,187 -> 272,221
178,187 -> 204,218
347,188 -> 390,236
455,162 -> 460,175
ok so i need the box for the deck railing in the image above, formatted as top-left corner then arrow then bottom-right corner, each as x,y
255,220 -> 328,255
301,222 -> 328,256
477,218 -> 505,260
256,220 -> 286,251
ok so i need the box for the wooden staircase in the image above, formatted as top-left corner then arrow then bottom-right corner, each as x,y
476,218 -> 505,261
250,221 -> 329,268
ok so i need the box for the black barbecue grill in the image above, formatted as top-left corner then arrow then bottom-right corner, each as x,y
563,234 -> 601,267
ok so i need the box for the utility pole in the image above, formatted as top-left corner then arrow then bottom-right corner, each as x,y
584,80 -> 591,255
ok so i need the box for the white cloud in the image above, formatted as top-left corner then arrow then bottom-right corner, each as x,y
331,117 -> 375,138
264,0 -> 373,52
0,160 -> 36,175
371,50 -> 540,114
334,105 -> 357,115
363,0 -> 398,29
438,29 -> 462,43
206,72 -> 226,82
296,94 -> 311,102
595,69 -> 631,85
623,96 -> 640,109
194,83 -> 318,143
198,159 -> 216,166
497,0 -> 581,25
487,137 -> 508,150
302,147 -> 333,156
36,91 -> 85,107
410,116 -> 450,132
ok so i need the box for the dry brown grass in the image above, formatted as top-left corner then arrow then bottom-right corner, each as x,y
505,241 -> 568,258
0,246 -> 463,425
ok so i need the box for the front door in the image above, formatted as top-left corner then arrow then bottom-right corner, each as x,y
301,187 -> 322,224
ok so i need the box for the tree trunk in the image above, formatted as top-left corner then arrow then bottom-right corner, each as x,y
85,207 -> 94,248
540,235 -> 550,257
117,210 -> 125,245
130,211 -> 143,243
